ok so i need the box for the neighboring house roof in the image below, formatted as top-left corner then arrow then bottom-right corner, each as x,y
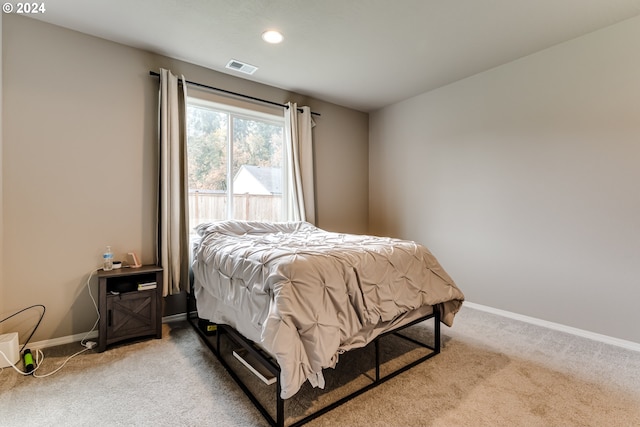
233,165 -> 282,195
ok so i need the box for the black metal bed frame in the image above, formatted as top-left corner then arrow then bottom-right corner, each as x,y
187,292 -> 441,427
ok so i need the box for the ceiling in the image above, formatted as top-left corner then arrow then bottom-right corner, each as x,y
29,0 -> 640,112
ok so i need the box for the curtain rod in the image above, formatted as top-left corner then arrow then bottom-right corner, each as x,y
149,71 -> 320,117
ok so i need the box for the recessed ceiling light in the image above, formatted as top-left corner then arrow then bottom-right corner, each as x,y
262,30 -> 284,44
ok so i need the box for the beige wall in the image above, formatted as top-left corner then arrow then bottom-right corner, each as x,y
2,15 -> 368,342
370,16 -> 640,343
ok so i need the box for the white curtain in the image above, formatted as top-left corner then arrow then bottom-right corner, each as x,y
157,68 -> 190,296
284,102 -> 316,224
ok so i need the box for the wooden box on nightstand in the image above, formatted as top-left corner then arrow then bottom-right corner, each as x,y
97,265 -> 163,352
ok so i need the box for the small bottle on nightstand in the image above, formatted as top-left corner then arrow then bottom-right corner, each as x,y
103,246 -> 113,271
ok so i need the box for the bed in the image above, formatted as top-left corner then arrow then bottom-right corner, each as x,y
190,220 -> 464,425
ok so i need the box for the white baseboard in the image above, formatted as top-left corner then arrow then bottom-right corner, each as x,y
162,313 -> 187,323
464,301 -> 640,353
27,330 -> 99,352
26,314 -> 187,351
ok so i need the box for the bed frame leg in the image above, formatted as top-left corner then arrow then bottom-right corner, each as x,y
435,306 -> 441,354
375,340 -> 381,381
276,380 -> 284,427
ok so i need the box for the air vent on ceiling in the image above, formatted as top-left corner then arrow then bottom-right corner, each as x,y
225,59 -> 258,75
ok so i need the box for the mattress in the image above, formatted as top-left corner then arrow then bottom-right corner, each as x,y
191,220 -> 464,398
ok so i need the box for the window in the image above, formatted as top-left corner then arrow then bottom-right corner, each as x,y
186,94 -> 286,232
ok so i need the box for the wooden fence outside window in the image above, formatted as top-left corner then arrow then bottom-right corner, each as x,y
188,191 -> 282,227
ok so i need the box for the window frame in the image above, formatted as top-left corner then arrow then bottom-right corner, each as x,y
186,92 -> 287,224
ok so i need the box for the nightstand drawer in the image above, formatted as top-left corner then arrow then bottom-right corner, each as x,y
106,289 -> 157,344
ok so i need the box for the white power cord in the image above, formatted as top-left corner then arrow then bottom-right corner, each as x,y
0,347 -> 91,377
80,267 -> 102,349
0,267 -> 102,377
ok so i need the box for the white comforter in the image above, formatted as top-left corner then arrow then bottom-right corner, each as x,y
191,220 -> 464,398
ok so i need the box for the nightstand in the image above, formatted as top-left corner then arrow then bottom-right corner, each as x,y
97,265 -> 163,352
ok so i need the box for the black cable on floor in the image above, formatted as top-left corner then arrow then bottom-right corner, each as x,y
0,304 -> 46,351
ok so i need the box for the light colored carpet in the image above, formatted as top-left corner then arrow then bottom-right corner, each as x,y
1,305 -> 639,426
